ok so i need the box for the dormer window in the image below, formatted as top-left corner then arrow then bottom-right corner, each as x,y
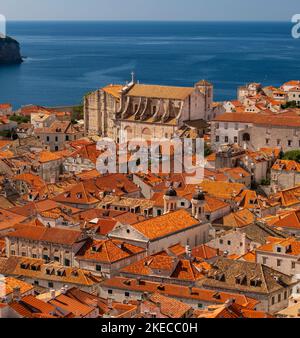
277,247 -> 282,253
20,263 -> 29,269
46,268 -> 53,275
250,278 -> 262,287
57,269 -> 66,277
91,246 -> 98,253
215,273 -> 225,282
235,274 -> 246,285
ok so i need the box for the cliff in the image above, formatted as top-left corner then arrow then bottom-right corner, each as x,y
0,36 -> 23,64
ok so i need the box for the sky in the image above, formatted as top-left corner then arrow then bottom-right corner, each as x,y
0,0 -> 300,21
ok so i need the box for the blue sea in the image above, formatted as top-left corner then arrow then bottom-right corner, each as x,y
1,21 -> 300,108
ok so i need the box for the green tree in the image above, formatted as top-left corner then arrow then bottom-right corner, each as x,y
282,150 -> 300,162
9,114 -> 30,124
204,143 -> 213,157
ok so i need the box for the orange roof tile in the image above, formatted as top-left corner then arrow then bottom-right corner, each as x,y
102,277 -> 259,308
131,209 -> 199,240
76,238 -> 145,263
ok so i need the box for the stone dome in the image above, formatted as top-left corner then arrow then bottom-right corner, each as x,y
165,185 -> 177,197
193,189 -> 205,201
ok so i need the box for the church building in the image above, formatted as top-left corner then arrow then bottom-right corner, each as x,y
84,75 -> 223,142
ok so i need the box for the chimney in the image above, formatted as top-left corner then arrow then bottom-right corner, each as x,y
50,289 -> 56,300
107,298 -> 113,310
225,298 -> 235,307
185,245 -> 192,259
12,287 -> 21,302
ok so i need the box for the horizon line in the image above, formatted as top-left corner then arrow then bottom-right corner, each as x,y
6,19 -> 292,23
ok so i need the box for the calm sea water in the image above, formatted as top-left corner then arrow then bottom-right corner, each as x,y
1,21 -> 300,108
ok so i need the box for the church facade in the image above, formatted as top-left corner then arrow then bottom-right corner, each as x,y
84,76 -> 223,142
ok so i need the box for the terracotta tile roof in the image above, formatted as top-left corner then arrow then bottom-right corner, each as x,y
38,150 -> 65,163
102,84 -> 123,98
200,181 -> 245,200
282,80 -> 300,87
168,243 -> 186,257
68,142 -> 103,164
223,208 -> 255,228
120,252 -> 210,282
101,277 -> 259,308
76,238 -> 145,263
0,150 -> 14,159
131,209 -> 200,241
10,199 -> 80,217
191,244 -> 222,260
271,186 -> 300,208
13,173 -> 45,190
268,209 -> 300,230
0,140 -> 13,149
127,84 -> 194,100
10,295 -> 56,318
235,189 -> 278,210
146,293 -> 192,318
220,167 -> 251,181
35,121 -> 82,135
48,294 -> 95,317
98,195 -> 155,211
196,302 -> 273,318
236,251 -> 256,262
77,169 -> 101,180
0,257 -> 102,287
75,208 -> 145,226
204,196 -> 230,213
199,258 -> 296,294
53,182 -> 100,206
272,159 -> 300,172
0,208 -> 27,232
205,153 -> 216,162
0,103 -> 12,110
0,276 -> 33,298
257,236 -> 300,256
213,112 -> 300,128
6,226 -> 83,246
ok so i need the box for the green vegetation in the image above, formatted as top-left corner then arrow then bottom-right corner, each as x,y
72,105 -> 84,123
260,178 -> 271,186
281,101 -> 300,109
9,114 -> 30,124
204,143 -> 213,157
71,91 -> 93,123
282,150 -> 300,162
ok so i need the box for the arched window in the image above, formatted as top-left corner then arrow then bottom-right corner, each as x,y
141,127 -> 152,140
124,126 -> 133,140
242,133 -> 251,142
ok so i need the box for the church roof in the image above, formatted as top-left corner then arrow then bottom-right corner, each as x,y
127,84 -> 194,100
